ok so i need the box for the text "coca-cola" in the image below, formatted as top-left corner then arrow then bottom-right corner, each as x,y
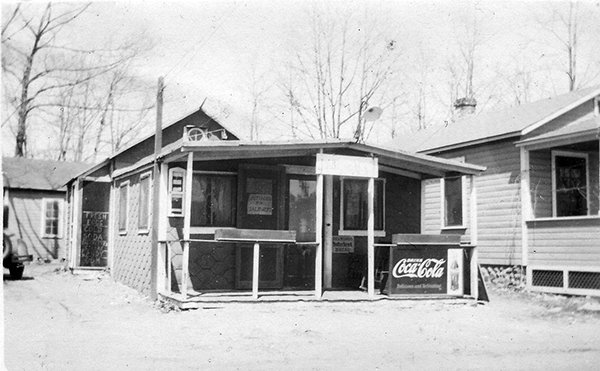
392,258 -> 446,279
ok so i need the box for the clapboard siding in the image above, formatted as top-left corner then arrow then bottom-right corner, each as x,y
6,189 -> 67,260
528,218 -> 600,267
430,140 -> 523,265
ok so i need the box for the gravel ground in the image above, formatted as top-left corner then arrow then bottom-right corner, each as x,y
3,263 -> 600,371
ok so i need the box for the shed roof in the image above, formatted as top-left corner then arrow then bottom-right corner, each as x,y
394,85 -> 600,153
2,157 -> 92,191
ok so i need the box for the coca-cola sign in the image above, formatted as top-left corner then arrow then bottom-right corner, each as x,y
388,246 -> 448,295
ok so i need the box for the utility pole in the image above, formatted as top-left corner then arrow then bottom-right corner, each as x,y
150,77 -> 164,301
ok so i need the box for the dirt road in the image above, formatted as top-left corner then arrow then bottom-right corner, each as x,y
3,264 -> 600,371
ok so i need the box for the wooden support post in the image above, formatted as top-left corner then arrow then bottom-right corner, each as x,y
323,175 -> 333,289
181,152 -> 194,298
469,175 -> 479,300
367,177 -> 375,297
315,172 -> 324,297
156,162 -> 168,294
252,242 -> 260,300
166,241 -> 172,294
520,147 -> 531,267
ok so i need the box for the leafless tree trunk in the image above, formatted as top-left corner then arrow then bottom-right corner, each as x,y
277,4 -> 404,142
2,3 -> 90,157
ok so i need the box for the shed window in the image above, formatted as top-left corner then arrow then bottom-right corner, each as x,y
191,173 -> 236,227
118,182 -> 129,233
138,173 -> 151,231
442,176 -> 465,228
340,178 -> 384,233
42,199 -> 61,238
552,151 -> 588,217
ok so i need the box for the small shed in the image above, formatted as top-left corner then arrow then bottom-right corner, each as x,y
66,107 -> 485,305
3,157 -> 91,261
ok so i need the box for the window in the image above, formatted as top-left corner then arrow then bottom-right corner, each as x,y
138,173 -> 152,231
118,182 -> 129,233
3,204 -> 8,229
191,173 -> 236,227
442,176 -> 465,228
340,178 -> 384,235
552,151 -> 589,217
288,176 -> 317,242
169,168 -> 185,216
42,199 -> 61,238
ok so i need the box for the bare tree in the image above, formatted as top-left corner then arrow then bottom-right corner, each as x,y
531,0 -> 600,91
277,4 -> 404,142
2,3 -> 155,161
2,3 -> 92,157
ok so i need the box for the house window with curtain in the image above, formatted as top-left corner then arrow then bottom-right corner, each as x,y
552,151 -> 589,217
340,178 -> 384,235
42,199 -> 61,238
191,172 -> 237,227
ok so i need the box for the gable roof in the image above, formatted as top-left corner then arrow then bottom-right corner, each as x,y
394,85 -> 600,153
2,157 -> 92,191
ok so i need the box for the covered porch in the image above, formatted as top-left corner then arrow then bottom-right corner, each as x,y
152,134 -> 485,304
518,120 -> 600,295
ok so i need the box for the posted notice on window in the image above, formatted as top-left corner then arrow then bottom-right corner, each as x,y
247,194 -> 273,215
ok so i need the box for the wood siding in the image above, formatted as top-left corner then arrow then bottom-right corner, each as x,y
5,189 -> 67,260
425,140 -> 523,265
527,217 -> 600,267
112,172 -> 154,295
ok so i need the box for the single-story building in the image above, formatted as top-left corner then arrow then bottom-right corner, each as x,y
393,85 -> 600,296
3,157 -> 91,262
66,107 -> 486,306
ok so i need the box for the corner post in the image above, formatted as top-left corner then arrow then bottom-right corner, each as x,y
469,174 -> 478,300
181,152 -> 194,298
367,176 -> 375,297
315,172 -> 324,298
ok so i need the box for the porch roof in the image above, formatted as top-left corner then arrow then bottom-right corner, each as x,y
515,116 -> 600,149
161,138 -> 485,179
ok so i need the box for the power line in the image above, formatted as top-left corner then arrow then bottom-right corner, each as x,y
162,2 -> 239,88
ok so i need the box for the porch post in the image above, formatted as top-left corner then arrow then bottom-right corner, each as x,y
469,175 -> 478,300
156,162 -> 168,294
315,172 -> 324,297
252,242 -> 260,299
181,152 -> 194,298
367,176 -> 375,297
520,147 -> 531,267
323,175 -> 333,289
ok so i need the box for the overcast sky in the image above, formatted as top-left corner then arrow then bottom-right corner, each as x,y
3,0 -> 600,158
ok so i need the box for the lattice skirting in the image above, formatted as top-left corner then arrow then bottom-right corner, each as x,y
528,266 -> 600,297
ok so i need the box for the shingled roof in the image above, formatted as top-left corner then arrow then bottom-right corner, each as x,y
2,157 -> 92,191
394,85 -> 600,153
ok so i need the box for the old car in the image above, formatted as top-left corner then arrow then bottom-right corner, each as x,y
3,229 -> 33,279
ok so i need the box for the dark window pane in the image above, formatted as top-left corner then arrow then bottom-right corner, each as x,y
191,174 -> 236,227
444,177 -> 463,226
343,179 -> 384,231
555,156 -> 587,217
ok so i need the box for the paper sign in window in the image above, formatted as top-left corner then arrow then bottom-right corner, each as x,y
247,194 -> 273,215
